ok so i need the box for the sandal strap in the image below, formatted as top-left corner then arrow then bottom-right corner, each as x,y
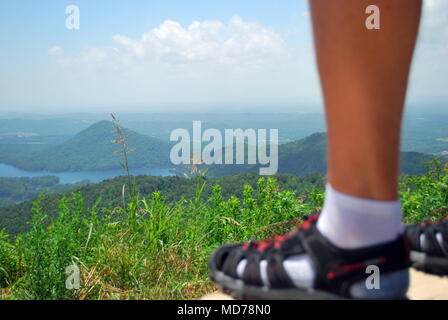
423,225 -> 444,256
266,253 -> 295,288
242,251 -> 264,287
406,224 -> 423,251
299,223 -> 409,296
222,247 -> 246,278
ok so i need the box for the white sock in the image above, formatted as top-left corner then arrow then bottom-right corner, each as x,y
317,183 -> 403,249
237,183 -> 404,290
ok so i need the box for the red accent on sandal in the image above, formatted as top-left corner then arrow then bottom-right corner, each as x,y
257,241 -> 271,252
244,214 -> 320,252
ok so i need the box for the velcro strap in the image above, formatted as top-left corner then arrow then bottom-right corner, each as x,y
266,253 -> 295,288
222,248 -> 246,278
242,253 -> 264,286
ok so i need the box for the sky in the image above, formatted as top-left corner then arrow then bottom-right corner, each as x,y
0,0 -> 447,114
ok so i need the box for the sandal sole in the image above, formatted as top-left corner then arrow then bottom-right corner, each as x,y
212,270 -> 347,300
411,251 -> 448,277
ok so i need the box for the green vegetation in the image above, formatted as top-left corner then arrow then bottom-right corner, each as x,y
0,176 -> 89,208
0,115 -> 446,300
0,176 -> 322,299
0,173 -> 325,236
0,161 -> 446,300
400,159 -> 448,223
0,176 -> 59,204
0,199 -> 15,209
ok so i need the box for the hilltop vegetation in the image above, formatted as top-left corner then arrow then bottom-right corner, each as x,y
0,176 -> 89,208
0,161 -> 446,300
0,172 -> 325,236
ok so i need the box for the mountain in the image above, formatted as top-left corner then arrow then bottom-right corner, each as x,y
1,113 -> 447,153
0,122 -> 441,176
0,121 -> 172,172
205,133 -> 438,177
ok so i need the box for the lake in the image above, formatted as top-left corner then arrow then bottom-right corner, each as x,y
0,163 -> 174,184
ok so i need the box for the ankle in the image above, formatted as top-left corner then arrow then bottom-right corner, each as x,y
329,174 -> 399,201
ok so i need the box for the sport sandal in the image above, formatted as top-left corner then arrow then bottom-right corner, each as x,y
209,215 -> 411,300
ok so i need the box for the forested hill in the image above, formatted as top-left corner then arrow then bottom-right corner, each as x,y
0,122 -> 438,176
0,121 -> 172,172
204,133 -> 438,177
0,176 -> 90,208
0,172 -> 326,236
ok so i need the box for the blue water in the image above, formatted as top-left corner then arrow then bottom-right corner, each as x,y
0,163 -> 174,184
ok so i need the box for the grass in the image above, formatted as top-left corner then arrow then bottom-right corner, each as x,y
0,160 -> 446,299
0,174 -> 322,299
0,118 -> 445,300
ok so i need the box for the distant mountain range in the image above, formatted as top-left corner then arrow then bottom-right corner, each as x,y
0,121 -> 172,172
1,113 -> 447,153
204,133 -> 437,177
0,121 -> 442,175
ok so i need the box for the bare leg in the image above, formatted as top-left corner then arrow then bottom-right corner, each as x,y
310,0 -> 422,200
210,0 -> 422,299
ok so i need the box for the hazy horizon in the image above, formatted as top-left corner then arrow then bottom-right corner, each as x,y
0,0 -> 447,114
0,106 -> 447,119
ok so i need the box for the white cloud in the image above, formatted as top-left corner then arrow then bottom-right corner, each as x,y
69,16 -> 290,71
44,16 -> 320,111
48,46 -> 64,57
32,7 -> 448,113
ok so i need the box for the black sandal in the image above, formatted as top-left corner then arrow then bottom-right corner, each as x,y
405,220 -> 448,276
209,215 -> 410,300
